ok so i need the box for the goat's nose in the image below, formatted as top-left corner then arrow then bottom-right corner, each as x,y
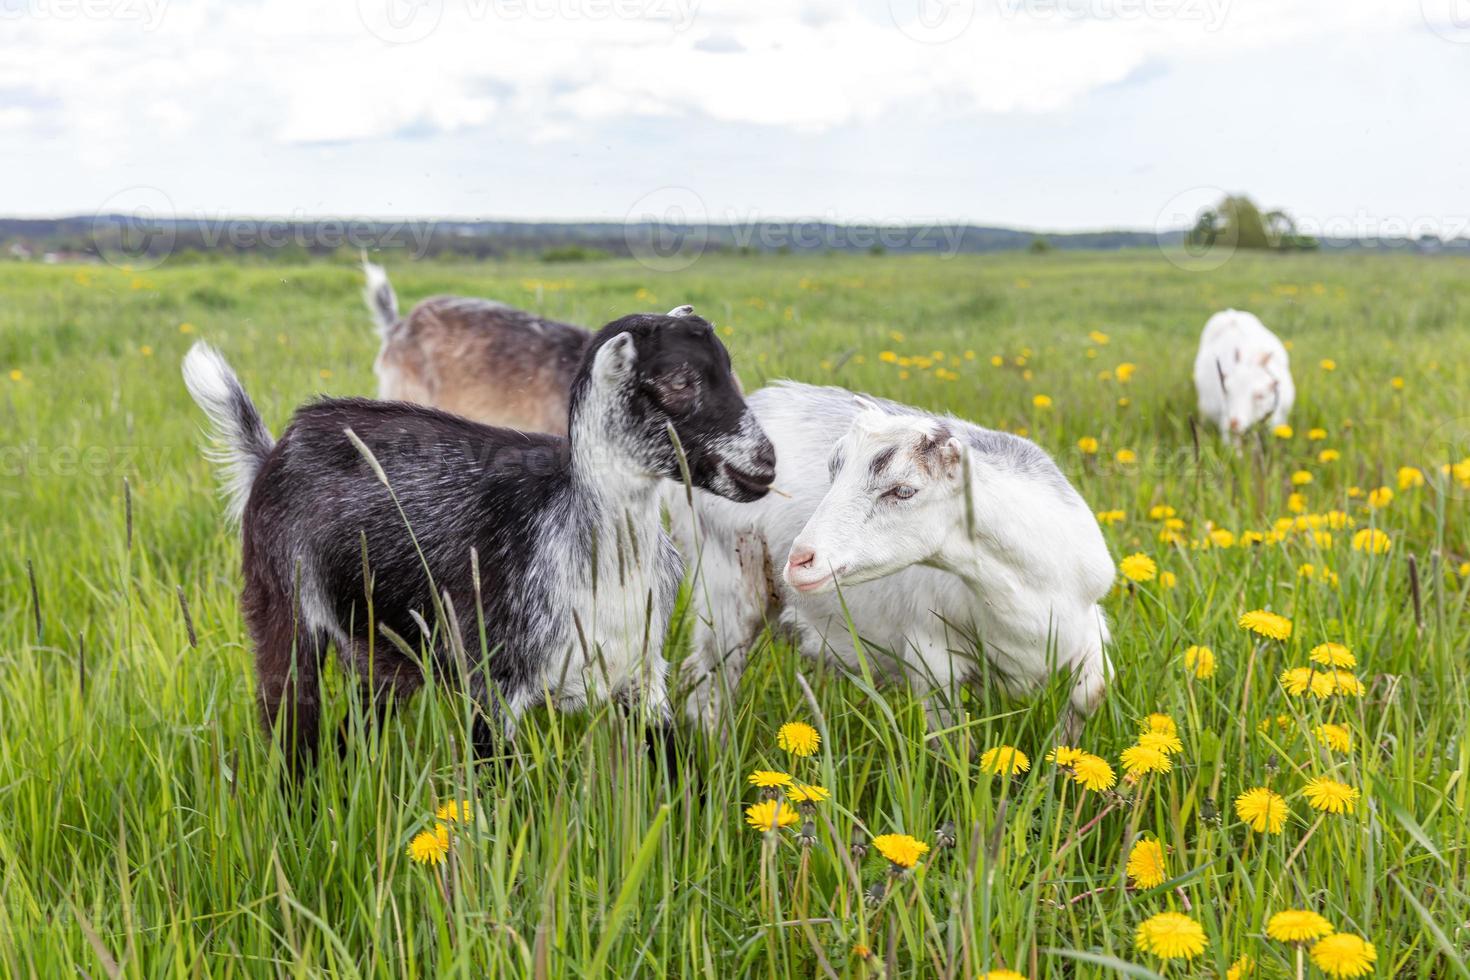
787,545 -> 816,572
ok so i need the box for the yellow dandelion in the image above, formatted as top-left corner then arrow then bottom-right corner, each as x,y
980,745 -> 1030,776
1267,909 -> 1334,943
1310,933 -> 1377,978
179,322 -> 195,334
1032,394 -> 1053,409
1397,466 -> 1425,490
1138,729 -> 1183,755
1319,359 -> 1336,371
1234,787 -> 1288,834
1390,376 -> 1404,390
748,770 -> 794,789
1096,509 -> 1125,525
435,800 -> 472,823
7,369 -> 21,382
1077,436 -> 1099,454
1088,330 -> 1110,345
1314,723 -> 1353,752
1126,838 -> 1169,889
1227,953 -> 1256,979
1303,776 -> 1359,815
407,824 -> 450,866
1366,486 -> 1393,509
1183,645 -> 1216,679
1115,448 -> 1137,464
1115,362 -> 1137,383
776,721 -> 821,756
1319,448 -> 1341,463
787,783 -> 830,804
872,833 -> 929,869
1239,610 -> 1292,641
1145,713 -> 1178,737
1209,528 -> 1236,548
1070,753 -> 1116,791
1280,666 -> 1335,698
1288,492 -> 1307,513
1135,911 -> 1207,960
1331,671 -> 1366,697
1273,424 -> 1293,439
1352,528 -> 1391,554
981,971 -> 1028,980
1291,470 -> 1314,486
1120,744 -> 1171,776
1046,745 -> 1084,766
1158,571 -> 1178,589
745,799 -> 799,832
1119,553 -> 1157,583
1310,642 -> 1356,668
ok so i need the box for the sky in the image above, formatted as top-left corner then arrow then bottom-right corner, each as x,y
4,0 -> 1469,233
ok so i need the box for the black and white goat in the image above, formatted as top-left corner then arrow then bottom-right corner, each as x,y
183,312 -> 775,765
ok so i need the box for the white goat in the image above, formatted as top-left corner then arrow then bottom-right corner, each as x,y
1193,309 -> 1294,439
670,382 -> 1115,737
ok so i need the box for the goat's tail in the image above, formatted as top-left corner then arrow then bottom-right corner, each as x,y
361,252 -> 399,336
182,342 -> 275,524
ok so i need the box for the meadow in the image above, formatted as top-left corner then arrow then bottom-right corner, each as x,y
1,248 -> 1468,978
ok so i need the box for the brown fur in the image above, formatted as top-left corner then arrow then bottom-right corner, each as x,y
375,296 -> 589,436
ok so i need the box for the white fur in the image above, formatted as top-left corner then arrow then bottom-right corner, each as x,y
181,343 -> 273,524
1193,309 -> 1295,439
671,383 -> 1115,734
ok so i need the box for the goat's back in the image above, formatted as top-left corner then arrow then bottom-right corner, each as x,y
376,296 -> 589,435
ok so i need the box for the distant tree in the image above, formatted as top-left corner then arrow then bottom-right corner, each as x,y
1028,236 -> 1052,254
1187,195 -> 1315,252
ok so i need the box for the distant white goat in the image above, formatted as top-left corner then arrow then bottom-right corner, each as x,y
670,383 -> 1115,737
1193,309 -> 1294,439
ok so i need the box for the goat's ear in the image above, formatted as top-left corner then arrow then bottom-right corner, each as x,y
593,332 -> 637,383
666,304 -> 694,317
1258,350 -> 1273,367
853,395 -> 880,413
939,437 -> 965,481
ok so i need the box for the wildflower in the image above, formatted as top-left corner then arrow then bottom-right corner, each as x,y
981,971 -> 1028,980
1352,528 -> 1391,554
1115,448 -> 1137,464
1126,838 -> 1168,889
1088,330 -> 1110,345
1234,787 -> 1288,833
1307,427 -> 1327,440
1120,745 -> 1171,776
7,369 -> 21,382
1288,492 -> 1307,513
1366,486 -> 1393,509
1319,448 -> 1341,463
1397,465 -> 1425,490
407,824 -> 450,866
1183,645 -> 1216,679
318,368 -> 333,380
879,350 -> 898,363
990,355 -> 1004,367
1209,528 -> 1236,548
435,800 -> 472,823
179,322 -> 195,333
1227,954 -> 1256,979
1239,610 -> 1292,641
934,821 -> 957,848
1115,362 -> 1137,383
1314,723 -> 1352,752
1138,729 -> 1183,755
1077,436 -> 1099,454
1149,504 -> 1176,519
1310,642 -> 1356,668
1330,671 -> 1366,697
1046,745 -> 1084,766
1303,776 -> 1359,814
1158,571 -> 1178,589
1273,424 -> 1293,439
777,721 -> 821,756
1134,912 -> 1207,960
747,770 -> 794,789
1310,933 -> 1377,978
1319,358 -> 1336,371
1390,376 -> 1404,390
1117,397 -> 1131,408
787,784 -> 830,804
1119,553 -> 1157,582
140,345 -> 154,357
980,745 -> 1030,776
1267,909 -> 1334,943
797,820 -> 818,847
1290,470 -> 1314,488
1032,394 -> 1053,409
1070,754 -> 1116,791
745,799 -> 799,832
872,833 -> 929,869
1280,667 -> 1336,698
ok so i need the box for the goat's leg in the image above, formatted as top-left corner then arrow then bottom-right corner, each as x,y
336,639 -> 425,756
248,599 -> 329,772
620,661 -> 695,790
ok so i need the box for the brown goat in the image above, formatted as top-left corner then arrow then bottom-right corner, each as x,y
363,260 -> 590,435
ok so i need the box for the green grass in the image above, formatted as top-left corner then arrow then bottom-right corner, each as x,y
2,249 -> 1468,978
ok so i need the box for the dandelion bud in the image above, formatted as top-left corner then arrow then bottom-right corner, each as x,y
935,821 -> 957,849
851,833 -> 869,861
798,821 -> 818,848
864,880 -> 887,908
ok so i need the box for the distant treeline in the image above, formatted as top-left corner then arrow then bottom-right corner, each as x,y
2,214 -> 1465,265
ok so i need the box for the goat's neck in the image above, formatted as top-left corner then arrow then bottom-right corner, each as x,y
566,411 -> 663,543
927,485 -> 990,594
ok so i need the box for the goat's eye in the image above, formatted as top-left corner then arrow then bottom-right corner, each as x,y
885,485 -> 918,500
